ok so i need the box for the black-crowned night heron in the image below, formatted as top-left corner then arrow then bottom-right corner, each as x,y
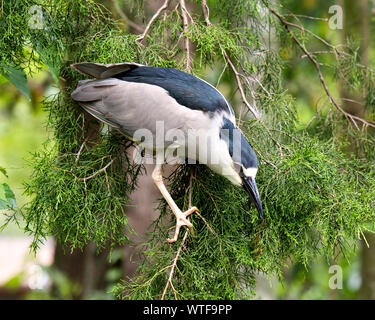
71,62 -> 263,243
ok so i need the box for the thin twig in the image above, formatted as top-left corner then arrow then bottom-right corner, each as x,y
188,168 -> 193,208
300,50 -> 335,59
77,159 -> 114,182
360,228 -> 370,248
201,0 -> 212,26
195,180 -> 219,212
258,119 -> 287,157
136,0 -> 171,43
270,128 -> 302,143
161,168 -> 194,300
194,210 -> 217,237
305,97 -> 329,129
253,219 -> 266,259
161,229 -> 188,299
275,15 -> 341,56
223,50 -> 260,119
240,75 -> 260,120
105,171 -> 110,192
202,0 -> 259,119
283,13 -> 329,22
76,136 -> 88,163
215,60 -> 228,88
181,0 -> 194,24
246,73 -> 272,97
173,2 -> 180,16
268,6 -> 375,129
339,97 -> 364,106
180,0 -> 192,72
111,0 -> 144,33
169,280 -> 178,300
252,145 -> 278,170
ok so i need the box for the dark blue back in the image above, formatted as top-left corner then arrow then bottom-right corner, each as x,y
115,66 -> 234,115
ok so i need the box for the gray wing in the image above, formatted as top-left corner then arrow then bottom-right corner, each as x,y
71,78 -> 212,147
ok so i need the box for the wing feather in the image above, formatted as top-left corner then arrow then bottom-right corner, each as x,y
71,79 -> 212,146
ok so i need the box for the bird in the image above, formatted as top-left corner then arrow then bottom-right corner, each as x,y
71,62 -> 263,243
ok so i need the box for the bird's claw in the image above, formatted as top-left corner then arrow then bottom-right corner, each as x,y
167,206 -> 199,243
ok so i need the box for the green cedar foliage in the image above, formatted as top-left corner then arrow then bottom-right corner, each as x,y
0,167 -> 17,211
1,0 -> 375,299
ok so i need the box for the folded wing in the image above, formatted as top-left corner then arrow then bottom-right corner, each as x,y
71,77 -> 210,146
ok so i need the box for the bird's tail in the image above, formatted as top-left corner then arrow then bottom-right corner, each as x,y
71,62 -> 143,79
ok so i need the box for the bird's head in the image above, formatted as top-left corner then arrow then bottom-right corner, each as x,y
220,117 -> 263,218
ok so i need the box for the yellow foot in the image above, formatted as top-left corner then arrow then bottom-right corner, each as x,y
167,206 -> 199,243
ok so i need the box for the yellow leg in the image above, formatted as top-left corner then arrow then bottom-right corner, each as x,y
152,164 -> 199,243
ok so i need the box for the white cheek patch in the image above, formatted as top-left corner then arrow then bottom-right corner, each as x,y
242,167 -> 258,178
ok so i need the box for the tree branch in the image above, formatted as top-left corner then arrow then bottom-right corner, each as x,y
273,13 -> 341,56
253,219 -> 265,259
136,0 -> 171,44
161,229 -> 188,300
252,145 -> 278,170
201,1 -> 260,119
111,0 -> 144,33
161,168 -> 194,300
180,0 -> 192,72
223,50 -> 260,119
201,0 -> 212,26
77,159 -> 114,182
268,6 -> 375,129
283,13 -> 329,22
75,136 -> 88,163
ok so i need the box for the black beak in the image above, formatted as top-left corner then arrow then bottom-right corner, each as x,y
242,175 -> 263,218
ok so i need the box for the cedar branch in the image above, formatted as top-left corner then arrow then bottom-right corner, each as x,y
180,0 -> 192,72
201,0 -> 212,26
161,169 -> 194,300
111,0 -> 144,33
77,159 -> 114,182
269,6 -> 375,129
201,0 -> 260,119
223,50 -> 260,119
75,136 -> 88,163
136,0 -> 171,43
161,229 -> 188,299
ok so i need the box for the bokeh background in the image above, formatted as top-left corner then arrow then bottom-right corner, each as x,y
0,0 -> 373,299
